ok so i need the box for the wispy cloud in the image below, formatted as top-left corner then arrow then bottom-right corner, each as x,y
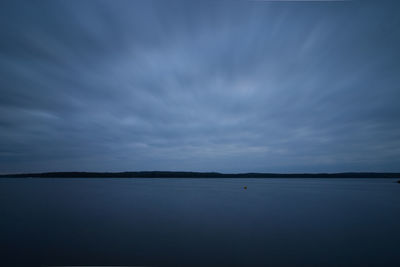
0,0 -> 399,173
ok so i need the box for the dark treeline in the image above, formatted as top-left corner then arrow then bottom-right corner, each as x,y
1,171 -> 400,178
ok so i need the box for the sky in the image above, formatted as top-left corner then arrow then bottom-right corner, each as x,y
0,0 -> 399,174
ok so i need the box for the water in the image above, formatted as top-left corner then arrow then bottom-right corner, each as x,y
1,178 -> 399,266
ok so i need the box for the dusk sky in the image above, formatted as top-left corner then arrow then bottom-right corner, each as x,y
1,0 -> 399,174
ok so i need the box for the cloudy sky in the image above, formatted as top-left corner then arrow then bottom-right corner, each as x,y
0,0 -> 399,174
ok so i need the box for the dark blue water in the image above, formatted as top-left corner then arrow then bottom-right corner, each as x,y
1,178 -> 399,266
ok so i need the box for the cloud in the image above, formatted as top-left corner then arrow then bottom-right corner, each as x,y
0,0 -> 399,173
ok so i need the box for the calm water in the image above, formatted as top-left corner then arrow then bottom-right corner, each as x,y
1,178 -> 399,266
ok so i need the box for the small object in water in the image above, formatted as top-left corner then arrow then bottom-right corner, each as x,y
244,186 -> 247,189
397,180 -> 400,184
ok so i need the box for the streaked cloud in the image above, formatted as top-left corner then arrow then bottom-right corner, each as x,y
0,0 -> 399,173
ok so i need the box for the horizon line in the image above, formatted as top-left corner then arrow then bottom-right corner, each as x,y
1,170 -> 400,177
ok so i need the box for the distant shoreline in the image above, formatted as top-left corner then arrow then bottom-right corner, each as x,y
1,171 -> 399,178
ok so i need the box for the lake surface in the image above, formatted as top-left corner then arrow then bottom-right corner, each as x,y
1,178 -> 399,266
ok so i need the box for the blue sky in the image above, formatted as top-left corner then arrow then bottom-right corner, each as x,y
0,0 -> 399,173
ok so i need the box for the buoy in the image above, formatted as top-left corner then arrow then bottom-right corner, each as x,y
244,186 -> 247,189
